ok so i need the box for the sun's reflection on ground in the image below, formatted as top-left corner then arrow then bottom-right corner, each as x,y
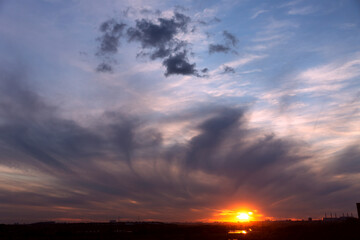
228,229 -> 247,234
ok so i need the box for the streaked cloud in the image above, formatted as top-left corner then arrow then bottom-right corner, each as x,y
288,5 -> 316,15
251,9 -> 268,19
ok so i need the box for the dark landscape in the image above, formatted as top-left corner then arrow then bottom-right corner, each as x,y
1,220 -> 360,240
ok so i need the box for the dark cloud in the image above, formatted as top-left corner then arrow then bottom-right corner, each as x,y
95,11 -> 209,77
208,30 -> 238,55
163,51 -> 198,77
0,69 -> 104,173
97,19 -> 126,55
96,19 -> 126,73
223,30 -> 238,47
94,11 -> 239,76
222,65 -> 235,74
208,44 -> 230,54
96,62 -> 113,72
201,68 -> 208,73
183,107 -> 306,179
331,144 -> 360,174
127,12 -> 190,60
186,108 -> 243,169
197,17 -> 221,26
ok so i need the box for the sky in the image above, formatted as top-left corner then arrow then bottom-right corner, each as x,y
0,0 -> 359,223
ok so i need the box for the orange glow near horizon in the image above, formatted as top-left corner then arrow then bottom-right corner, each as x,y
211,207 -> 263,222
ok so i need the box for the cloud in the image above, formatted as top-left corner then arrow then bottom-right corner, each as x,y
298,56 -> 360,84
94,10 -> 243,77
279,0 -> 303,8
223,54 -> 266,69
251,9 -> 268,19
96,62 -> 113,73
208,30 -> 238,55
337,23 -> 357,30
331,144 -> 360,174
97,19 -> 127,55
209,54 -> 266,76
223,30 -> 238,47
178,106 -> 348,218
95,10 -> 207,77
197,17 -> 221,26
127,12 -> 191,60
139,8 -> 161,16
208,44 -> 230,54
0,66 -> 356,221
201,68 -> 209,73
163,51 -> 198,77
288,6 -> 315,15
0,69 -> 102,173
249,18 -> 298,51
185,108 -> 244,168
96,19 -> 126,72
222,65 -> 235,74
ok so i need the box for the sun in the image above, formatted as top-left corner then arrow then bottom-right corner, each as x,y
236,212 -> 253,222
215,208 -> 259,222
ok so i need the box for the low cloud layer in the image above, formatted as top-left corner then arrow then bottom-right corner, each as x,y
0,63 -> 358,222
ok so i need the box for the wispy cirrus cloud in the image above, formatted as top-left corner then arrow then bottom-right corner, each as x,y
288,5 -> 316,15
298,56 -> 360,84
210,54 -> 266,75
248,18 -> 298,51
251,9 -> 268,19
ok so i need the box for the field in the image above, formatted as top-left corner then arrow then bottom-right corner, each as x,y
1,220 -> 359,240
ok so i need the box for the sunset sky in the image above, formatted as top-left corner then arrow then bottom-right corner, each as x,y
0,0 -> 360,223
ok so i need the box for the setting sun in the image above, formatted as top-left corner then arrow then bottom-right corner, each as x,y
214,208 -> 262,222
236,213 -> 250,222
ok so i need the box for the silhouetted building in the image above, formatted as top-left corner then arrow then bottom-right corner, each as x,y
357,203 -> 360,219
323,217 -> 338,222
323,212 -> 356,222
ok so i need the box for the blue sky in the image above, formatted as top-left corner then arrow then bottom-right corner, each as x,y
0,0 -> 359,223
